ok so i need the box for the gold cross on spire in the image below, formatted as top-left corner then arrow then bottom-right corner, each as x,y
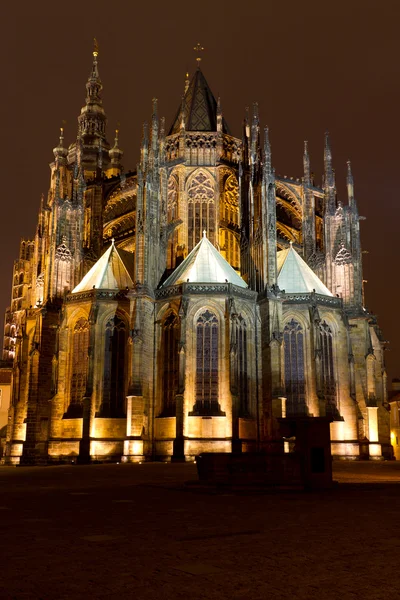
194,42 -> 204,64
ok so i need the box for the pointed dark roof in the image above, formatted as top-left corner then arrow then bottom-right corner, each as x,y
169,68 -> 230,135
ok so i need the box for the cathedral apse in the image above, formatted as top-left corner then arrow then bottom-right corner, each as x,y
1,44 -> 391,465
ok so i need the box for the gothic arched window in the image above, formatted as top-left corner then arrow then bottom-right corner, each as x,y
191,310 -> 223,416
220,174 -> 240,269
167,176 -> 179,270
69,318 -> 89,415
236,316 -> 249,416
187,171 -> 215,252
284,319 -> 307,416
319,321 -> 337,417
102,315 -> 127,417
161,313 -> 180,416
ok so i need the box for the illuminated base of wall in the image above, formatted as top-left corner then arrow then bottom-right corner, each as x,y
331,441 -> 360,460
1,455 -> 21,465
184,438 -> 231,458
48,440 -> 80,459
90,439 -> 124,459
154,440 -> 174,458
122,439 -> 144,463
368,443 -> 383,460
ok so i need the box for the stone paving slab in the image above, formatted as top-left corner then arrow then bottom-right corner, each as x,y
0,461 -> 399,599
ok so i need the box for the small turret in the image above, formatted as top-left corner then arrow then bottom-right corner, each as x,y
108,128 -> 123,176
53,127 -> 68,163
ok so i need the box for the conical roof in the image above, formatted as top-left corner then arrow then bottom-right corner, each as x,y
72,241 -> 134,293
169,68 -> 230,135
277,244 -> 332,296
161,233 -> 247,288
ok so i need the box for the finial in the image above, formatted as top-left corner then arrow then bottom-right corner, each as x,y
194,42 -> 204,65
184,71 -> 190,94
203,229 -> 207,238
111,237 -> 115,246
93,38 -> 99,58
114,126 -> 119,147
289,240 -> 293,247
347,159 -> 353,180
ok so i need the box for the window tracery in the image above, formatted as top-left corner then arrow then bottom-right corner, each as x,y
319,321 -> 337,417
161,313 -> 179,416
69,318 -> 89,412
236,315 -> 249,416
167,176 -> 178,222
187,171 -> 215,251
101,315 -> 127,417
220,174 -> 239,268
283,319 -> 307,416
191,310 -> 221,416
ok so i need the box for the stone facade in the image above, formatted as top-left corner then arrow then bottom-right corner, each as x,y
1,47 -> 392,465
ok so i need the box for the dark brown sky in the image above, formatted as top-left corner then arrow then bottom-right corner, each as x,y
1,0 -> 399,382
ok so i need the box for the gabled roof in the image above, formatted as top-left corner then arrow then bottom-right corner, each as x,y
72,241 -> 134,293
277,244 -> 333,296
161,233 -> 247,288
169,68 -> 230,135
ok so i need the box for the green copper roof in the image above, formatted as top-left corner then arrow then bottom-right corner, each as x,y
72,241 -> 134,293
169,68 -> 229,135
161,233 -> 247,288
277,244 -> 332,296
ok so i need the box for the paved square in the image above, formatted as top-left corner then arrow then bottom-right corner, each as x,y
0,461 -> 399,599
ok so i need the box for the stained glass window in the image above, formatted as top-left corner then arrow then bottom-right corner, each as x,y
162,313 -> 179,416
187,172 -> 215,251
236,316 -> 249,416
319,321 -> 337,417
102,315 -> 127,417
283,319 -> 307,416
70,318 -> 89,409
191,310 -> 221,415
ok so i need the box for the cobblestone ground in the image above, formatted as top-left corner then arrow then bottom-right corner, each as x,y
1,460 -> 399,600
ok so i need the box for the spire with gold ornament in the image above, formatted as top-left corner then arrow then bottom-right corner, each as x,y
77,38 -> 108,145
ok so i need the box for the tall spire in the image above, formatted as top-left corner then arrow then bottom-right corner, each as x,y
303,140 -> 311,187
263,126 -> 272,180
324,132 -> 336,213
77,39 -> 107,142
302,140 -> 316,261
250,103 -> 260,167
347,160 -> 356,210
263,126 -> 277,288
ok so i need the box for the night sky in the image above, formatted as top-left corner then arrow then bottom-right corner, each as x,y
2,1 -> 399,382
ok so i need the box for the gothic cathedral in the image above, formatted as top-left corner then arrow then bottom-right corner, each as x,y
1,46 -> 392,464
